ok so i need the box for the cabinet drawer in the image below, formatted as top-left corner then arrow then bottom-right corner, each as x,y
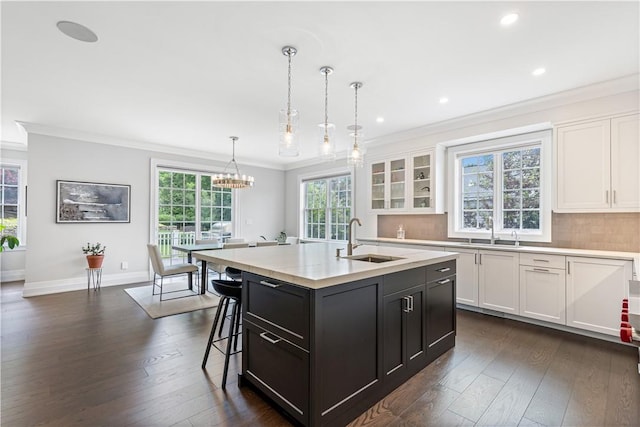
244,320 -> 309,425
520,253 -> 565,269
427,260 -> 456,283
243,273 -> 310,350
384,267 -> 426,296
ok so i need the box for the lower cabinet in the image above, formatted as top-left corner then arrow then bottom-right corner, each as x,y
478,250 -> 520,314
426,261 -> 456,361
566,256 -> 632,336
444,246 -> 478,307
383,283 -> 426,383
519,253 -> 566,325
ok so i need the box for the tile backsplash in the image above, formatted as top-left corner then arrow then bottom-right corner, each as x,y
378,212 -> 640,253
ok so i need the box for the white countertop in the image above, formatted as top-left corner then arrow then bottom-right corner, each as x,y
359,237 -> 640,276
193,243 -> 458,289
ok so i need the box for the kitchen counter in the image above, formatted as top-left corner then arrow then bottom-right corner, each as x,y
196,242 -> 458,426
359,237 -> 639,269
193,242 -> 458,289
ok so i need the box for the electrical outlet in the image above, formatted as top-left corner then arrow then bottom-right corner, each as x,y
121,261 -> 128,270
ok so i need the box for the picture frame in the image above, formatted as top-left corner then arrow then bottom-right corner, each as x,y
56,180 -> 130,223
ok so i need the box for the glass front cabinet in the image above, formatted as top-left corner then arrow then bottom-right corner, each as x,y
368,150 -> 437,213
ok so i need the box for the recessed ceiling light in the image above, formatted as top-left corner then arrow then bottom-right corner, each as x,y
439,97 -> 449,104
376,117 -> 384,123
56,21 -> 98,43
532,67 -> 546,76
500,13 -> 519,26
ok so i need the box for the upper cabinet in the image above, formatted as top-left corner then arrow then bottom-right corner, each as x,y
368,148 -> 444,213
555,113 -> 639,212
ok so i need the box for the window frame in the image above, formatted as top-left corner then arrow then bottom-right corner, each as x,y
150,158 -> 240,245
447,130 -> 552,243
0,158 -> 27,248
298,168 -> 353,242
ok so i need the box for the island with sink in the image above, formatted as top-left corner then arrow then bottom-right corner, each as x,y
194,242 -> 458,427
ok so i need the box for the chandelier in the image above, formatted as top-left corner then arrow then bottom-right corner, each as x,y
319,66 -> 336,161
279,46 -> 299,157
212,136 -> 254,189
347,82 -> 365,167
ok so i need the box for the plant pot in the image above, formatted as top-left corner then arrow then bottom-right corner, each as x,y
86,255 -> 104,269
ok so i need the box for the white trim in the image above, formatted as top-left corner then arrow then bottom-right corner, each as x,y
1,269 -> 25,282
447,129 -> 553,243
22,271 -> 149,297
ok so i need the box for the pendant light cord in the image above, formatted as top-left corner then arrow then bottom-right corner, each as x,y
324,69 -> 329,137
353,83 -> 359,148
287,50 -> 292,125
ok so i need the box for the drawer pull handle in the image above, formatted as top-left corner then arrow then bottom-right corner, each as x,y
403,296 -> 411,313
437,267 -> 451,273
533,268 -> 550,272
533,259 -> 549,262
259,332 -> 282,344
259,280 -> 281,288
437,278 -> 451,285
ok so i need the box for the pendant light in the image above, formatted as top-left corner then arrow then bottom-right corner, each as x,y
318,66 -> 336,161
347,82 -> 365,168
212,136 -> 254,189
279,46 -> 299,157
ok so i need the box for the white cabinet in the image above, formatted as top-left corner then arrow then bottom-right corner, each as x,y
566,256 -> 632,336
519,253 -> 566,325
369,158 -> 407,211
478,250 -> 520,314
556,113 -> 639,212
444,247 -> 479,307
368,148 -> 443,213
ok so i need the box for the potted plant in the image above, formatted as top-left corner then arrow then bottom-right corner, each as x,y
82,242 -> 106,268
0,225 -> 19,252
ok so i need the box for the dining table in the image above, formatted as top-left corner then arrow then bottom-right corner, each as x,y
172,242 -> 223,293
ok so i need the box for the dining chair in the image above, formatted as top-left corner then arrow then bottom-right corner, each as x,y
286,236 -> 299,244
226,237 -> 245,244
223,242 -> 249,249
256,241 -> 278,247
147,244 -> 199,301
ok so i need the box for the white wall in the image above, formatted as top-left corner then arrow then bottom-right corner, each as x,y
23,133 -> 284,296
284,89 -> 640,240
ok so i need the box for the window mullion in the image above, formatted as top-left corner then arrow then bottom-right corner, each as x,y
494,152 -> 502,232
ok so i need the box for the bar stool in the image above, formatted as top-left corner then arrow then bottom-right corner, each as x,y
202,280 -> 242,389
225,266 -> 243,281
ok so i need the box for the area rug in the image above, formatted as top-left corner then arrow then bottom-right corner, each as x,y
124,284 -> 219,319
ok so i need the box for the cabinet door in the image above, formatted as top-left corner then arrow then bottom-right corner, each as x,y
611,113 -> 640,209
383,284 -> 425,380
478,250 -> 519,314
389,158 -> 406,210
566,257 -> 632,336
370,161 -> 386,210
446,247 -> 478,307
519,266 -> 566,325
411,151 -> 433,210
427,275 -> 456,349
556,119 -> 611,210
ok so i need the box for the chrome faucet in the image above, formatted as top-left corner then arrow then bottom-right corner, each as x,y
486,217 -> 500,245
511,230 -> 520,247
347,217 -> 362,255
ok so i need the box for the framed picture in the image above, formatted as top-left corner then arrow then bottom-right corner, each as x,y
56,180 -> 130,223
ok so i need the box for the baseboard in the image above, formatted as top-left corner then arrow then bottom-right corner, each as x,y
1,269 -> 25,283
22,271 -> 150,297
456,303 -> 624,345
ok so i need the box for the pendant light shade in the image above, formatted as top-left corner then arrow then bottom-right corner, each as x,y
212,137 -> 254,189
347,82 -> 365,168
318,66 -> 336,161
279,46 -> 299,157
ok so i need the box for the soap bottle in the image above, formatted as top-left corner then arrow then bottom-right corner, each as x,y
397,224 -> 405,239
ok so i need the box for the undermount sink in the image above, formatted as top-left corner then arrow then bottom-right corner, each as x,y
345,254 -> 405,263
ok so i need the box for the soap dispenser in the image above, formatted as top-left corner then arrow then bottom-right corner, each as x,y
397,224 -> 405,239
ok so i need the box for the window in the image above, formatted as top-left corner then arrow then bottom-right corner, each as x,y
302,174 -> 352,241
155,167 -> 234,261
448,130 -> 551,242
0,161 -> 26,245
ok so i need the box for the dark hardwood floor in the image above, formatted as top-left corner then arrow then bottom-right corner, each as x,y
2,280 -> 638,426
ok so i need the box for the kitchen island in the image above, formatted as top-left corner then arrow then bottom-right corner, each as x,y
194,243 -> 458,427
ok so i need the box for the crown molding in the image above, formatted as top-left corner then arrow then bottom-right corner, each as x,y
0,140 -> 28,152
15,121 -> 286,171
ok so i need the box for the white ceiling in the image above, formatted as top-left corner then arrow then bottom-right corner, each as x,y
2,1 -> 638,169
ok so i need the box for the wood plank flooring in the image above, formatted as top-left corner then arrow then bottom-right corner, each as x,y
2,280 -> 639,426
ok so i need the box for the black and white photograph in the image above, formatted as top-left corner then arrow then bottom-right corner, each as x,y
56,180 -> 130,223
